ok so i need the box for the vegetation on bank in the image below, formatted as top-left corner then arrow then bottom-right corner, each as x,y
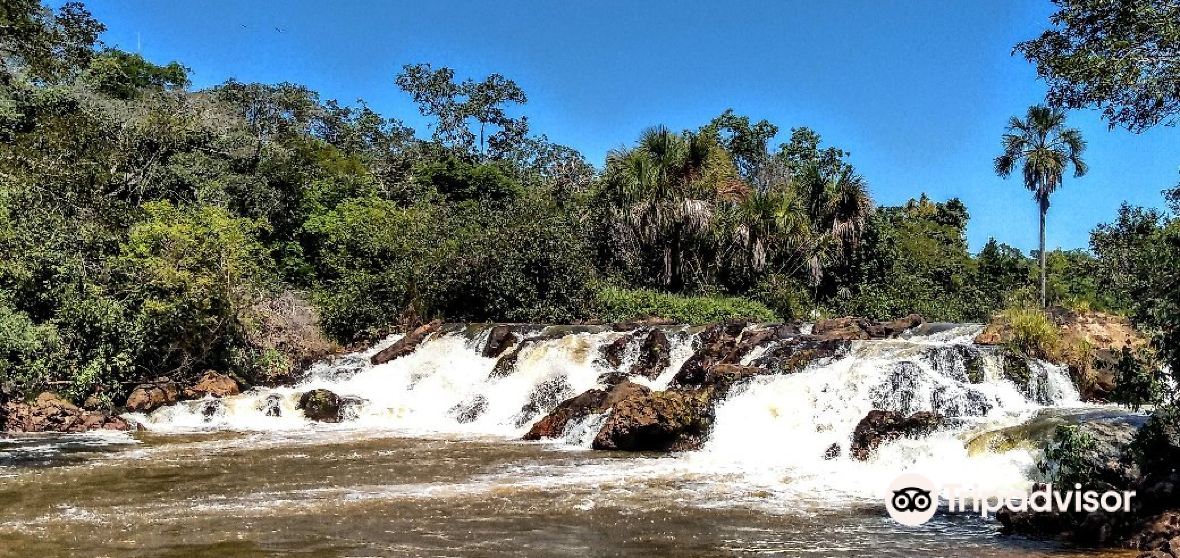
0,0 -> 1177,422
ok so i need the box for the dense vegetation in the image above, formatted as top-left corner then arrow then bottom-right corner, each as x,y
0,1 -> 1176,409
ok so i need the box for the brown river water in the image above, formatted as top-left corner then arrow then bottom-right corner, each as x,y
0,430 -> 1133,558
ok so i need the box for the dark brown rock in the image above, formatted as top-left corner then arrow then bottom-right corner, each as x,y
297,389 -> 343,422
813,314 -> 923,341
370,319 -> 442,365
1131,512 -> 1180,553
182,371 -> 240,399
850,410 -> 943,460
3,392 -> 130,433
631,329 -> 671,379
600,334 -> 631,369
482,325 -> 519,359
591,387 -> 714,452
523,381 -> 650,440
125,378 -> 180,413
672,321 -> 749,387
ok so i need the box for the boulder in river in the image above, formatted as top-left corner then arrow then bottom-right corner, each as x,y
370,319 -> 442,365
297,389 -> 343,422
523,381 -> 650,440
182,371 -> 241,400
482,325 -> 519,359
125,378 -> 181,413
812,314 -> 923,341
3,392 -> 130,433
631,329 -> 671,379
849,409 -> 943,460
671,320 -> 749,387
591,387 -> 714,452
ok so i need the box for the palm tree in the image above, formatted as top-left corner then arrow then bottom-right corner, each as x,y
603,126 -> 715,290
791,163 -> 873,286
994,105 -> 1088,307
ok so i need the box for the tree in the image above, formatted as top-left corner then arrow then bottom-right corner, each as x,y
994,105 -> 1088,307
1017,0 -> 1180,133
395,63 -> 528,159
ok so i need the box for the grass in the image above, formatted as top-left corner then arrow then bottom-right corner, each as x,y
593,286 -> 779,324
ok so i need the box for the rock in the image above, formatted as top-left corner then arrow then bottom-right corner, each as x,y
1130,512 -> 1180,553
125,378 -> 180,413
451,395 -> 488,424
824,443 -> 841,459
600,334 -> 631,369
489,343 -> 525,378
182,371 -> 240,399
812,314 -> 923,341
672,321 -> 749,387
751,337 -> 847,375
850,410 -> 944,460
1134,552 -> 1170,558
370,319 -> 442,365
297,389 -> 343,422
523,382 -> 652,440
260,394 -> 283,417
482,325 -> 519,359
591,387 -> 714,452
515,375 -> 573,427
3,392 -> 130,433
631,330 -> 671,379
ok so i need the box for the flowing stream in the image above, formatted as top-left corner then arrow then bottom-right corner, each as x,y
0,323 -> 1138,557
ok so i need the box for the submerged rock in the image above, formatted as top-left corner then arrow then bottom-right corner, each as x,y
297,389 -> 343,422
591,387 -> 715,452
370,319 -> 442,365
850,409 -> 943,460
451,395 -> 488,424
260,394 -> 283,417
125,378 -> 180,413
182,371 -> 240,400
3,392 -> 130,433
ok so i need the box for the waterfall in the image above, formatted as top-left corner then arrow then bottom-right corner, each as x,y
131,322 -> 1088,500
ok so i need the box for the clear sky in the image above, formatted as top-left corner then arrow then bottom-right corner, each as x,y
79,0 -> 1179,252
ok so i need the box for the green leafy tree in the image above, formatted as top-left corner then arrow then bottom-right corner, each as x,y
1017,0 -> 1180,133
395,63 -> 528,159
994,105 -> 1088,307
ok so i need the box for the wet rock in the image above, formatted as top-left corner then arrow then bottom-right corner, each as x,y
591,387 -> 714,452
922,344 -> 986,383
523,381 -> 650,440
260,394 -> 283,417
672,321 -> 749,387
451,395 -> 488,424
297,389 -> 343,422
482,325 -> 519,359
599,334 -> 631,369
489,343 -> 525,378
199,399 -> 225,421
751,337 -> 847,375
812,314 -> 924,341
1130,512 -> 1180,553
182,371 -> 240,400
515,375 -> 573,427
850,410 -> 944,460
125,378 -> 181,413
631,330 -> 671,379
824,443 -> 841,460
3,392 -> 130,433
370,319 -> 442,365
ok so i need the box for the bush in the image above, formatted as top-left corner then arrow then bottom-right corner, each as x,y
1039,424 -> 1100,487
1001,303 -> 1061,359
0,302 -> 63,395
1107,348 -> 1166,411
594,286 -> 778,324
1130,402 -> 1180,476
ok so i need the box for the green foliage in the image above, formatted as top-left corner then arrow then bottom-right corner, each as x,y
1130,402 -> 1180,476
0,301 -> 62,393
1107,348 -> 1166,411
1001,303 -> 1061,359
118,201 -> 268,384
593,286 -> 778,324
84,49 -> 188,99
1039,424 -> 1100,487
413,156 -> 521,204
1017,0 -> 1180,132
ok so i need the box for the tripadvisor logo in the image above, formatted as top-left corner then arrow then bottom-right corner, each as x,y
884,472 -> 1136,526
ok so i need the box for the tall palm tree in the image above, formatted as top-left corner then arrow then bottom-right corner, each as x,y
791,163 -> 873,286
603,126 -> 715,290
994,105 -> 1088,307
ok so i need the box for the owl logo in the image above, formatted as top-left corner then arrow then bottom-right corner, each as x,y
891,487 -> 933,513
885,472 -> 938,526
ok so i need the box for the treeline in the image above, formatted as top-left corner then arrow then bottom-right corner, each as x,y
0,1 -> 1174,405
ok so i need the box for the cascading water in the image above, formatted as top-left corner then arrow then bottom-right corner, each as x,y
130,322 -> 1089,505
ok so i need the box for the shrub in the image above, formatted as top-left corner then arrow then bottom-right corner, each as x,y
0,302 -> 63,396
1107,347 -> 1166,411
1130,402 -> 1180,476
1001,303 -> 1061,359
593,285 -> 778,324
1039,424 -> 1100,488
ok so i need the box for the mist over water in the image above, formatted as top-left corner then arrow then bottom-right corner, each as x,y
2,323 -> 1131,557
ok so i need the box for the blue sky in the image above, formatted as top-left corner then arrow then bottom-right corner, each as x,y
80,0 -> 1178,252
